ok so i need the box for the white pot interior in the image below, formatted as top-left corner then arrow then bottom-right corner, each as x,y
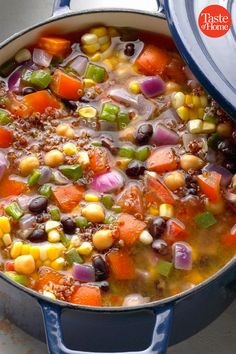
0,11 -> 170,65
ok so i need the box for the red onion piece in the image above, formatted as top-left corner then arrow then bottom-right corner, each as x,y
137,94 -> 155,120
152,124 -> 179,146
53,170 -> 70,185
140,76 -> 165,98
70,56 -> 88,76
203,164 -> 232,187
33,48 -> 52,68
122,294 -> 149,307
108,87 -> 138,107
73,263 -> 95,283
157,108 -> 180,125
19,214 -> 36,230
8,68 -> 22,92
90,170 -> 124,193
0,153 -> 7,181
173,242 -> 192,270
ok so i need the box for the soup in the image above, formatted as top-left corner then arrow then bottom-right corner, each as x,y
0,26 -> 235,307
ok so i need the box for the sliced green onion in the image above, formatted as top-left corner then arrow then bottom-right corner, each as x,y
0,109 -> 12,125
119,145 -> 135,159
39,184 -> 52,198
5,202 -> 23,221
49,207 -> 61,221
117,112 -> 130,130
4,272 -> 28,286
60,231 -> 70,248
204,115 -> 218,124
100,102 -> 120,122
30,70 -> 52,89
194,211 -> 217,229
91,140 -> 102,147
59,165 -> 83,180
28,170 -> 41,187
207,133 -> 221,150
135,146 -> 150,161
65,248 -> 84,266
85,64 -> 107,83
102,195 -> 114,209
156,260 -> 173,277
75,216 -> 88,229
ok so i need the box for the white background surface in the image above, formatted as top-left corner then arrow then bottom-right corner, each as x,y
0,1 -> 235,353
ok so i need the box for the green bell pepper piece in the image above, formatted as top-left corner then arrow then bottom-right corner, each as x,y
207,133 -> 221,150
102,195 -> 114,209
100,102 -> 120,122
75,216 -> 88,229
117,112 -> 130,130
39,184 -> 52,198
4,272 -> 28,286
194,211 -> 217,229
49,206 -> 61,221
28,170 -> 41,187
30,70 -> 52,89
135,147 -> 150,161
85,64 -> 107,83
65,248 -> 84,266
119,145 -> 135,159
0,109 -> 12,125
0,59 -> 17,77
5,202 -> 23,221
60,231 -> 70,248
59,165 -> 83,180
156,260 -> 173,277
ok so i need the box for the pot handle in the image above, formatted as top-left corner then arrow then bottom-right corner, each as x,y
52,0 -> 165,17
39,300 -> 173,354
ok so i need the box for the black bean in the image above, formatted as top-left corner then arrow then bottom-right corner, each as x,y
124,43 -> 135,56
218,140 -> 236,159
87,281 -> 110,292
92,255 -> 109,281
152,239 -> 169,256
28,229 -> 47,243
61,216 -> 76,234
22,87 -> 36,95
29,197 -> 48,214
148,218 -> 166,239
101,136 -> 118,155
188,188 -> 198,196
225,161 -> 236,173
126,160 -> 146,178
135,124 -> 153,145
62,100 -> 78,110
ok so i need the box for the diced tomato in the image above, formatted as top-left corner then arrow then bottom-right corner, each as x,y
116,184 -> 144,218
0,177 -> 27,198
116,213 -> 146,246
34,268 -> 63,291
38,37 -> 71,57
221,225 -> 236,246
164,57 -> 187,84
4,261 -> 15,272
197,172 -> 221,202
24,90 -> 60,113
147,147 -> 178,173
163,218 -> 187,245
53,184 -> 84,212
0,127 -> 13,148
6,93 -> 31,118
51,69 -> 84,100
90,148 -> 110,175
145,174 -> 175,206
107,250 -> 136,280
175,198 -> 204,226
136,44 -> 171,76
70,285 -> 102,306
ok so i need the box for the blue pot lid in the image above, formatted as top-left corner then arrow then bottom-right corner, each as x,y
164,0 -> 236,118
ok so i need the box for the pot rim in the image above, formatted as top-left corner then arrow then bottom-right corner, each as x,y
0,8 -> 236,313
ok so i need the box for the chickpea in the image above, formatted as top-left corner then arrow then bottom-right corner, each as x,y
19,156 -> 39,176
206,198 -> 225,215
216,123 -> 232,138
180,154 -> 204,172
92,229 -> 114,250
119,127 -> 135,142
44,149 -> 64,167
82,203 -> 105,223
56,124 -> 75,139
163,171 -> 185,191
14,255 -> 35,275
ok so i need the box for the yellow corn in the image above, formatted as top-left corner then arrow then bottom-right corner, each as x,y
100,42 -> 111,52
200,95 -> 208,107
30,246 -> 40,260
0,228 -> 3,239
43,260 -> 51,267
108,27 -> 120,37
84,79 -> 96,88
21,244 -> 31,255
81,33 -> 98,45
45,220 -> 60,232
177,106 -> 190,121
10,242 -> 23,259
0,240 -> 4,248
48,230 -> 61,243
0,217 -> 11,233
63,143 -> 77,156
43,290 -> 56,300
188,119 -> 203,134
185,94 -> 193,107
78,106 -> 97,118
98,35 -> 110,45
40,245 -> 49,261
202,122 -> 216,133
77,151 -> 90,167
116,158 -> 132,170
189,108 -> 198,120
129,81 -> 141,94
2,233 -> 12,246
36,259 -> 43,268
90,52 -> 102,62
70,236 -> 81,248
102,59 -> 114,71
172,92 -> 185,109
159,204 -> 174,219
85,193 -> 100,202
149,206 -> 159,216
192,95 -> 201,108
90,27 -> 108,37
198,108 -> 205,119
47,246 -> 61,261
78,242 -> 93,256
83,43 -> 100,55
51,257 -> 65,271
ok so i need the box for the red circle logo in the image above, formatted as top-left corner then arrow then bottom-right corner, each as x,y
198,5 -> 232,38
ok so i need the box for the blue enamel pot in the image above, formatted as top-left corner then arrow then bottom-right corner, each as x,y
0,1 -> 236,353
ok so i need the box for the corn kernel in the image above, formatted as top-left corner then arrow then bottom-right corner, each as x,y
139,230 -> 153,245
98,35 -> 110,45
40,245 -> 49,261
0,217 -> 11,233
129,81 -> 141,94
90,27 -> 107,37
43,290 -> 56,300
84,79 -> 96,88
177,106 -> 190,121
47,246 -> 61,261
81,33 -> 98,45
85,193 -> 100,202
116,158 -> 132,170
100,42 -> 111,52
0,240 -> 4,248
63,142 -> 77,156
0,228 -> 3,239
48,230 -> 61,243
78,242 -> 93,255
77,151 -> 90,167
149,206 -> 159,216
108,27 -> 120,37
45,220 -> 60,232
2,234 -> 12,246
198,108 -> 205,119
185,94 -> 193,107
102,59 -> 114,71
171,92 -> 185,109
192,95 -> 201,108
90,52 -> 102,62
70,236 -> 81,248
188,119 -> 203,134
51,257 -> 65,271
43,260 -> 51,267
200,95 -> 208,107
78,106 -> 97,118
10,242 -> 23,259
36,259 -> 43,268
202,122 -> 216,133
159,204 -> 174,219
189,108 -> 198,120
83,43 -> 100,55
30,246 -> 40,260
21,244 -> 31,255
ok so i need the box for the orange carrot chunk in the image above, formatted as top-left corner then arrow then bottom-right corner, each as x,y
136,44 -> 171,76
34,268 -> 64,292
147,147 -> 178,173
107,250 -> 136,280
51,69 -> 84,100
197,172 -> 221,202
116,213 -> 146,246
53,184 -> 84,212
70,285 -> 102,306
24,90 -> 60,113
38,37 -> 71,57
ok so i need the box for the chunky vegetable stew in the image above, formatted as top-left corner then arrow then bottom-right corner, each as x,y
0,26 -> 236,307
